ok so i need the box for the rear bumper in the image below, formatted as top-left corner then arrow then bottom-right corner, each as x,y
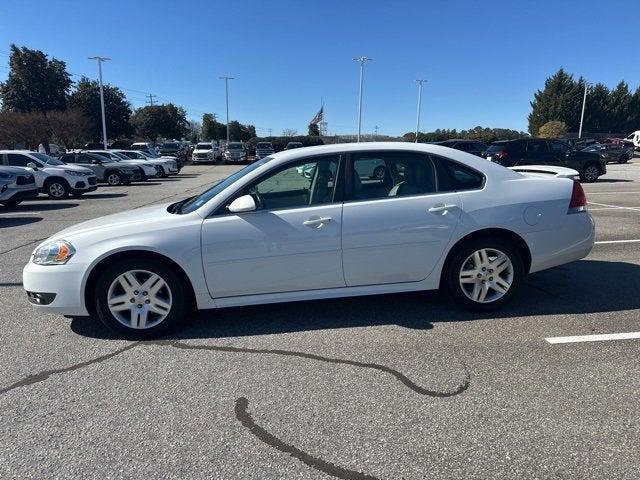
525,212 -> 595,273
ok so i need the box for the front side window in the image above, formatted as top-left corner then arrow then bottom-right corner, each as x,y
351,152 -> 436,201
6,153 -> 32,167
550,141 -> 570,154
244,156 -> 339,210
527,141 -> 549,154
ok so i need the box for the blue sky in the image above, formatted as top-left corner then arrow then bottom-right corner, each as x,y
1,0 -> 638,136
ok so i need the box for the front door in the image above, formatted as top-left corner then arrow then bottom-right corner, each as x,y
201,154 -> 345,298
341,151 -> 464,286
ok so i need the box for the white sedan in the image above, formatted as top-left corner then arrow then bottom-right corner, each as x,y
23,143 -> 594,338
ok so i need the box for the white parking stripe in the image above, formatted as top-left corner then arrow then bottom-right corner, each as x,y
586,191 -> 640,195
0,212 -> 42,216
594,239 -> 640,245
588,201 -> 640,211
546,332 -> 640,344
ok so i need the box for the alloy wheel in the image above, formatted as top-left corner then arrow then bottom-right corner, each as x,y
107,173 -> 121,185
107,269 -> 173,329
49,182 -> 65,198
583,166 -> 599,182
458,248 -> 514,303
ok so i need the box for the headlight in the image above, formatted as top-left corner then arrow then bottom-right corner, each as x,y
33,240 -> 76,265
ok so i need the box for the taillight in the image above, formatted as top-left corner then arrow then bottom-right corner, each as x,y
495,150 -> 508,159
568,180 -> 587,212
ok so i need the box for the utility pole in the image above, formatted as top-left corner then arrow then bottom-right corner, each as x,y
88,56 -> 110,150
146,94 -> 156,106
219,76 -> 234,142
353,56 -> 372,142
415,79 -> 427,143
269,128 -> 272,137
578,81 -> 589,139
374,125 -> 379,138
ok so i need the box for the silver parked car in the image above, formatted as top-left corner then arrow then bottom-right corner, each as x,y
0,165 -> 39,207
60,152 -> 142,185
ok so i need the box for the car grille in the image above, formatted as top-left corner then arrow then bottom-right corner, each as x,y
195,153 -> 209,159
16,174 -> 35,185
88,177 -> 97,186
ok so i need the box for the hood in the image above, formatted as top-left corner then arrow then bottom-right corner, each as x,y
47,164 -> 93,174
52,203 -> 175,239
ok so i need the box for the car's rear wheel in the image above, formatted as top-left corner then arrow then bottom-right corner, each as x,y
618,154 -> 630,164
580,163 -> 600,182
94,259 -> 188,339
106,171 -> 122,186
45,179 -> 69,199
446,239 -> 524,311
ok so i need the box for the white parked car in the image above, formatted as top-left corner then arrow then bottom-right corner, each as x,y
85,150 -> 160,179
0,150 -> 97,199
113,150 -> 179,177
23,143 -> 594,338
623,131 -> 640,151
192,142 -> 219,163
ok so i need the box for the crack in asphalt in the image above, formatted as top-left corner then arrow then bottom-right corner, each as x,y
150,340 -> 471,398
235,397 -> 380,480
0,342 -> 139,395
0,237 -> 48,256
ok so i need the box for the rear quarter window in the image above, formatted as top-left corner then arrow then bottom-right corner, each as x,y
431,155 -> 485,192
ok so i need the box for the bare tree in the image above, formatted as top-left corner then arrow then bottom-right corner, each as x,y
48,109 -> 94,148
282,128 -> 298,137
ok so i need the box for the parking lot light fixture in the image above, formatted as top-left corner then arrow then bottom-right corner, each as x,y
88,56 -> 110,150
219,76 -> 234,142
578,81 -> 590,139
415,79 -> 427,143
353,56 -> 372,143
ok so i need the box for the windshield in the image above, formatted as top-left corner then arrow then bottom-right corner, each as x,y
256,143 -> 273,149
162,143 -> 179,149
32,152 -> 64,165
227,144 -> 244,150
196,144 -> 212,149
178,157 -> 270,214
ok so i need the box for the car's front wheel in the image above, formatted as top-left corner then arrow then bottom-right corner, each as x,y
446,239 -> 524,311
580,163 -> 600,182
106,171 -> 123,186
45,179 -> 69,199
94,259 -> 188,338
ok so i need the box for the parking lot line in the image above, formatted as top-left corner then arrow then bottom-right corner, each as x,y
588,201 -> 640,211
586,191 -> 640,195
0,211 -> 42,216
594,239 -> 640,245
546,332 -> 640,344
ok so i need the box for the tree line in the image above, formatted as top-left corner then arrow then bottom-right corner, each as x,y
403,126 -> 527,144
528,68 -> 640,136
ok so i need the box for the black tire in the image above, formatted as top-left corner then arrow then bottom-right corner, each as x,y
94,258 -> 188,339
45,178 -> 69,199
445,237 -> 524,312
579,163 -> 600,182
159,166 -> 168,178
106,171 -> 123,186
618,155 -> 629,164
372,165 -> 386,180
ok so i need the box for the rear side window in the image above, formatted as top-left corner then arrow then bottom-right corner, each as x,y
6,154 -> 31,167
527,141 -> 549,154
432,156 -> 485,192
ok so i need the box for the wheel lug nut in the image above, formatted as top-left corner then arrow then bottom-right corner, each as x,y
137,304 -> 142,308
145,299 -> 150,304
134,290 -> 139,295
481,267 -> 486,271
489,277 -> 494,281
130,299 -> 135,303
143,291 -> 148,296
477,274 -> 482,278
489,269 -> 493,273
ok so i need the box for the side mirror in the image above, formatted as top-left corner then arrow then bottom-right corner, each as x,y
26,162 -> 38,170
227,194 -> 257,213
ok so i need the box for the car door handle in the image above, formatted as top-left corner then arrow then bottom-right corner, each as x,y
303,216 -> 332,227
428,203 -> 457,213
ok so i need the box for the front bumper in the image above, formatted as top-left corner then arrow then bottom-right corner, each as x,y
23,260 -> 90,316
0,187 -> 38,202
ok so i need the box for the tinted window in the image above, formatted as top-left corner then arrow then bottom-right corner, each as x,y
432,156 -> 484,192
196,143 -> 212,149
6,154 -> 32,167
60,154 -> 76,163
351,152 -> 436,200
485,142 -> 510,153
244,156 -> 339,210
527,141 -> 549,154
79,154 -> 98,163
550,141 -> 570,154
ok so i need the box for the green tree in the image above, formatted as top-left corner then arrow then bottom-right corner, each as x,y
131,104 -> 188,140
582,83 -> 611,133
0,44 -> 72,113
629,87 -> 640,133
68,76 -> 133,140
228,120 -> 256,141
538,120 -> 568,138
308,123 -> 320,136
607,81 -> 633,133
201,113 -> 227,140
528,68 -> 582,135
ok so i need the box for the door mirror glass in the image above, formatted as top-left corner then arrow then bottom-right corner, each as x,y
228,194 -> 257,213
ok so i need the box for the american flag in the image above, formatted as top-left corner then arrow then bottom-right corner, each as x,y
309,107 -> 324,125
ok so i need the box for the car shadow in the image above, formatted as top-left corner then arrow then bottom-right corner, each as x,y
0,216 -> 43,228
82,193 -> 128,199
596,178 -> 633,183
130,182 -> 162,186
70,259 -> 640,341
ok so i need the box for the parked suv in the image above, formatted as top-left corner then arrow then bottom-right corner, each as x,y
623,131 -> 640,151
223,142 -> 247,163
0,165 -> 38,207
483,139 -> 607,182
192,142 -> 219,164
0,150 -> 97,199
255,142 -> 275,159
434,139 -> 488,157
60,152 -> 142,185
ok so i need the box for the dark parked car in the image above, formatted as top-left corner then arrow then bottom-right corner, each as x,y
60,152 -> 143,185
434,139 -> 488,157
255,142 -> 275,159
284,141 -> 304,150
581,140 -> 634,164
483,138 -> 606,182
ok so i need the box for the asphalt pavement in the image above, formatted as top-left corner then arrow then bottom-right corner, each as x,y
1,158 -> 639,479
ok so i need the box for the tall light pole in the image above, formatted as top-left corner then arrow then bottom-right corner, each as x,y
353,56 -> 372,142
578,81 -> 589,139
219,76 -> 234,142
415,79 -> 427,143
88,56 -> 110,150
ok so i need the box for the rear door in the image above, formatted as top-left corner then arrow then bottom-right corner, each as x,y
341,150 -> 463,286
523,140 -> 550,165
548,140 -> 571,166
